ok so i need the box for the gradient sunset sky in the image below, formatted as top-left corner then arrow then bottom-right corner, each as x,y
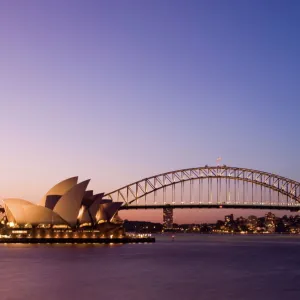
1,1 -> 300,223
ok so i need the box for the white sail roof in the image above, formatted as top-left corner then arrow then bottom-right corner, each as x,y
39,176 -> 78,207
3,198 -> 66,226
53,180 -> 90,227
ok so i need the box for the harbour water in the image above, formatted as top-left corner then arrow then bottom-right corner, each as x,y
0,234 -> 299,300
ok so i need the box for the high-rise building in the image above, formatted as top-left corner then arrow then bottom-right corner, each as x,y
265,212 -> 276,233
247,215 -> 258,231
163,207 -> 173,229
225,214 -> 234,223
265,212 -> 276,222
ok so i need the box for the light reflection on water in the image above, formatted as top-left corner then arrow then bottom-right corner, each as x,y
0,235 -> 299,300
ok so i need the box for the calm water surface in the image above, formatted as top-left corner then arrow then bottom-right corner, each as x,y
0,235 -> 299,300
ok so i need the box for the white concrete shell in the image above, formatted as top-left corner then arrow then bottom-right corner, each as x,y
92,193 -> 105,201
79,200 -> 119,225
53,180 -> 90,227
95,202 -> 123,223
3,198 -> 66,226
22,205 -> 66,226
78,197 -> 110,224
3,198 -> 34,223
84,190 -> 93,198
44,195 -> 61,210
39,176 -> 78,207
4,206 -> 15,223
2,177 -> 120,228
79,208 -> 92,224
87,197 -> 109,223
103,202 -> 123,221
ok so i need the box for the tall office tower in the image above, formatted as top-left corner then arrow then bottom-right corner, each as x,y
163,207 -> 174,229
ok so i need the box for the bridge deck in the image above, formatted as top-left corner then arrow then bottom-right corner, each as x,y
120,204 -> 300,211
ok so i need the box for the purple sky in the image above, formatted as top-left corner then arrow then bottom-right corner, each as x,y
1,1 -> 300,223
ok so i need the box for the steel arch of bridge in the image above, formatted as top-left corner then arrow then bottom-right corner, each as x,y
104,166 -> 300,209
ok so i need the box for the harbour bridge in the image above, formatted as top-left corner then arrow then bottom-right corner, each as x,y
104,166 -> 300,224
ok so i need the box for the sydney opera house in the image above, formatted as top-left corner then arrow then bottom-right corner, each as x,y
0,177 -> 124,239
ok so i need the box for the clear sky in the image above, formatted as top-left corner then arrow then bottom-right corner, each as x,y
1,0 -> 300,223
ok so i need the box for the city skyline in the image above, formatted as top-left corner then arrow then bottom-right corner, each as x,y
1,1 -> 300,223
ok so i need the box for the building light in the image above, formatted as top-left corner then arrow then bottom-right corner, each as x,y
7,222 -> 15,227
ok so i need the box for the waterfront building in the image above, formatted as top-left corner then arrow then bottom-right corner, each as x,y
246,215 -> 258,231
225,214 -> 234,223
1,177 -> 124,238
265,212 -> 276,233
163,207 -> 173,229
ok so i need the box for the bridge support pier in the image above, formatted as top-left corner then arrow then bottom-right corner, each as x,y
163,207 -> 173,230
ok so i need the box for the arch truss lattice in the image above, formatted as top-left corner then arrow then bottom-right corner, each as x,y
104,166 -> 300,210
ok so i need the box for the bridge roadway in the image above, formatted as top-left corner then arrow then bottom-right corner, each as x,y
119,203 -> 300,212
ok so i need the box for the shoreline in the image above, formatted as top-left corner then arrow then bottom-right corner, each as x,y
0,237 -> 155,244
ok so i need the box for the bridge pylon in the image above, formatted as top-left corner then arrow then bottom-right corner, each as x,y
163,207 -> 173,230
